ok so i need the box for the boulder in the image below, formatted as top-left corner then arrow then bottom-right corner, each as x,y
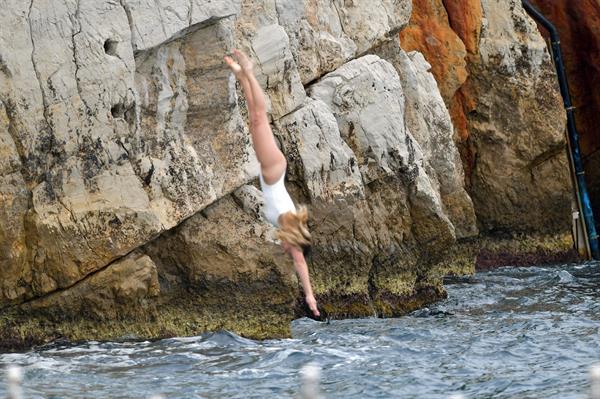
302,56 -> 453,314
22,252 -> 160,320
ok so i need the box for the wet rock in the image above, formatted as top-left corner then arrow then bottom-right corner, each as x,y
144,194 -> 298,338
474,233 -> 579,270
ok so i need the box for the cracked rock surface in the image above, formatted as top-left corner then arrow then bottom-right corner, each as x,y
400,0 -> 572,236
0,0 -> 572,347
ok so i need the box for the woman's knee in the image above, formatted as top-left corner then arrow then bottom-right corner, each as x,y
261,158 -> 287,184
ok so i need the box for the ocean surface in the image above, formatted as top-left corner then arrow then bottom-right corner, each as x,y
1,261 -> 599,398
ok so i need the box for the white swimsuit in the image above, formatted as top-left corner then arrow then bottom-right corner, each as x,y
260,172 -> 296,227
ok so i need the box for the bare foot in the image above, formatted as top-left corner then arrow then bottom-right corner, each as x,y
232,48 -> 254,75
224,55 -> 243,78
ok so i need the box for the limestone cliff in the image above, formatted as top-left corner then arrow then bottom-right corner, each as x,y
527,0 -> 600,247
401,0 -> 577,265
0,0 -> 576,348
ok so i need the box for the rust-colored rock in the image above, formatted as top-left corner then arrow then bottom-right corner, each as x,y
442,0 -> 483,55
399,0 -> 482,183
400,0 -> 573,241
442,0 -> 482,169
448,89 -> 477,186
399,0 -> 468,103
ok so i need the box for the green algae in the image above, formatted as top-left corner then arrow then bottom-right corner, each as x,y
0,297 -> 293,352
430,232 -> 579,278
0,232 -> 578,351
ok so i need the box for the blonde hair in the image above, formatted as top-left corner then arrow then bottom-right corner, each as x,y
277,205 -> 311,251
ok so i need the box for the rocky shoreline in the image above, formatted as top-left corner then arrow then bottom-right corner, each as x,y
0,0 -> 577,349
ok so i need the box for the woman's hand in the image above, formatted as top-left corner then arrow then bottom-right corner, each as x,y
286,243 -> 321,318
306,294 -> 320,318
232,48 -> 253,74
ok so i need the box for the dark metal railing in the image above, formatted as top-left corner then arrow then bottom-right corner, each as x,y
522,0 -> 600,260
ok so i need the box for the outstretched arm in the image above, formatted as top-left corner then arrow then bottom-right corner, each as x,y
290,246 -> 320,317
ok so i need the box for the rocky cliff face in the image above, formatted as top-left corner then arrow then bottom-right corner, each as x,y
0,0 -> 575,347
527,0 -> 600,243
401,0 -> 576,264
528,0 -> 600,158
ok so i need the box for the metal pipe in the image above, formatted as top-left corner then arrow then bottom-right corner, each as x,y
522,0 -> 600,260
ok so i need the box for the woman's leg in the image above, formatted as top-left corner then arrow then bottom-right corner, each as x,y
225,50 -> 287,184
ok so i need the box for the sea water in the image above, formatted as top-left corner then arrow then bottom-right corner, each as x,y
1,262 -> 599,398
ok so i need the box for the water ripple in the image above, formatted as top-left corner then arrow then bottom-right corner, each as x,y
1,262 -> 599,398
